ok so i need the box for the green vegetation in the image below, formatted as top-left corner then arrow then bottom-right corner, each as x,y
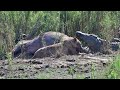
67,66 -> 76,79
92,54 -> 120,79
0,11 -> 120,59
0,11 -> 120,79
104,55 -> 120,79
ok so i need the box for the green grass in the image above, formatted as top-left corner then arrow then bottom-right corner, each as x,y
35,68 -> 86,79
36,72 -> 53,79
94,54 -> 120,79
105,55 -> 120,79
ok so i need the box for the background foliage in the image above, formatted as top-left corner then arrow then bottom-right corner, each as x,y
0,11 -> 120,59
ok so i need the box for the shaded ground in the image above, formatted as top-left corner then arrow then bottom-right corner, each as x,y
0,53 -> 115,79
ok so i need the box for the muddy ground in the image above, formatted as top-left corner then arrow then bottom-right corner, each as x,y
0,53 -> 116,79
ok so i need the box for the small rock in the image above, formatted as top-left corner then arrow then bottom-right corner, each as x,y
30,60 -> 43,64
18,67 -> 24,71
84,63 -> 89,67
100,61 -> 107,66
2,62 -> 8,65
34,66 -> 42,70
25,75 -> 29,78
34,64 -> 49,69
66,59 -> 75,62
32,71 -> 38,75
84,70 -> 89,73
0,71 -> 5,76
61,65 -> 66,68
45,64 -> 49,68
102,63 -> 107,66
84,76 -> 90,79
0,66 -> 4,69
14,76 -> 17,78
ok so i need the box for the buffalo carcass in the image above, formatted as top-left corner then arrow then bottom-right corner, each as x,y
32,37 -> 87,58
12,31 -> 88,59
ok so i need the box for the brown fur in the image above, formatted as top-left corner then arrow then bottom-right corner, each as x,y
32,38 -> 82,58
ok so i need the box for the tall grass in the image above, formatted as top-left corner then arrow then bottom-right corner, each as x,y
94,54 -> 120,79
0,11 -> 120,79
1,11 -> 120,60
104,55 -> 120,79
0,11 -> 120,59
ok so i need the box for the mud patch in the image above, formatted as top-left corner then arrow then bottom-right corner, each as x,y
0,53 -> 114,79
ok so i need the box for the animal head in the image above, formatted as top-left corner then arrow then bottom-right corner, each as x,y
75,31 -> 90,42
76,31 -> 83,40
12,40 -> 30,58
63,37 -> 82,55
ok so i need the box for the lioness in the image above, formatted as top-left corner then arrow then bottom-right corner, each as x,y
32,37 -> 87,58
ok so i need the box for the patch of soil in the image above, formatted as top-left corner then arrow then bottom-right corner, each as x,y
0,53 -> 114,79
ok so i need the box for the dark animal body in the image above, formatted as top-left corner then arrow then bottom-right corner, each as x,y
32,38 -> 84,58
110,38 -> 120,51
76,31 -> 106,53
111,38 -> 120,42
110,42 -> 119,51
12,31 -> 87,59
76,31 -> 120,53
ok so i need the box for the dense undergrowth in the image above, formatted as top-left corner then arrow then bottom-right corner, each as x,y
0,11 -> 120,79
0,11 -> 120,59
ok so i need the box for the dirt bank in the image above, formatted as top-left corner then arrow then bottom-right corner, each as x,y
0,53 -> 114,79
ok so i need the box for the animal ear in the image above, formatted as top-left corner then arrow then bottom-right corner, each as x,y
22,34 -> 27,40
